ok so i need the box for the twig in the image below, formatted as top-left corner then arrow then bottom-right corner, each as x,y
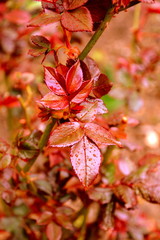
23,118 -> 56,172
79,1 -> 141,61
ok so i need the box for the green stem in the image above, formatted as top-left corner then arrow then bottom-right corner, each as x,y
131,3 -> 141,55
4,73 -> 13,138
23,118 -> 56,173
77,208 -> 88,240
38,118 -> 57,150
23,157 -> 38,173
18,95 -> 31,130
78,1 -> 140,61
132,4 -> 141,31
79,8 -> 114,61
103,145 -> 115,165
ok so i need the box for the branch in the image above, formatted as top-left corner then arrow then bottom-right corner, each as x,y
78,1 -> 141,61
78,8 -> 114,61
38,118 -> 56,150
119,0 -> 140,12
23,118 -> 56,173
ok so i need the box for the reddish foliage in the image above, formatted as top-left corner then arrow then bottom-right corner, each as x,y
0,0 -> 160,239
0,96 -> 20,108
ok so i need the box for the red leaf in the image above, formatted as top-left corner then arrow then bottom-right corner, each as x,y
63,0 -> 88,10
0,139 -> 10,153
76,98 -> 108,122
28,12 -> 61,27
41,0 -> 55,10
56,64 -> 69,78
0,96 -> 20,108
87,187 -> 113,204
49,151 -> 64,167
61,7 -> 93,32
0,154 -> 11,170
29,35 -> 50,58
113,0 -> 131,7
54,0 -> 64,13
113,0 -> 154,9
140,0 -> 154,3
46,222 -> 62,240
44,67 -> 66,95
5,10 -> 30,24
113,185 -> 137,209
37,211 -> 53,225
84,123 -> 122,148
71,136 -> 101,187
135,162 -> 160,204
0,4 -> 7,15
71,80 -> 93,104
49,122 -> 84,147
84,57 -> 100,80
80,60 -> 91,81
85,0 -> 112,29
30,35 -> 50,48
66,61 -> 83,94
55,207 -> 74,230
147,2 -> 160,14
93,73 -> 113,98
39,92 -> 68,110
110,127 -> 127,140
28,48 -> 47,57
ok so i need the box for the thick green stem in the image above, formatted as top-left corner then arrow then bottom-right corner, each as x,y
23,118 -> 56,173
38,118 -> 57,150
79,8 -> 114,61
23,157 -> 37,173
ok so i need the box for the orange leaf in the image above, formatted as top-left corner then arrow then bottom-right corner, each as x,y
61,7 -> 93,32
85,123 -> 122,148
31,35 -> 50,48
63,0 -> 88,10
39,92 -> 68,110
46,222 -> 62,240
49,122 -> 84,147
28,12 -> 61,27
5,10 -> 30,24
93,73 -> 112,98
